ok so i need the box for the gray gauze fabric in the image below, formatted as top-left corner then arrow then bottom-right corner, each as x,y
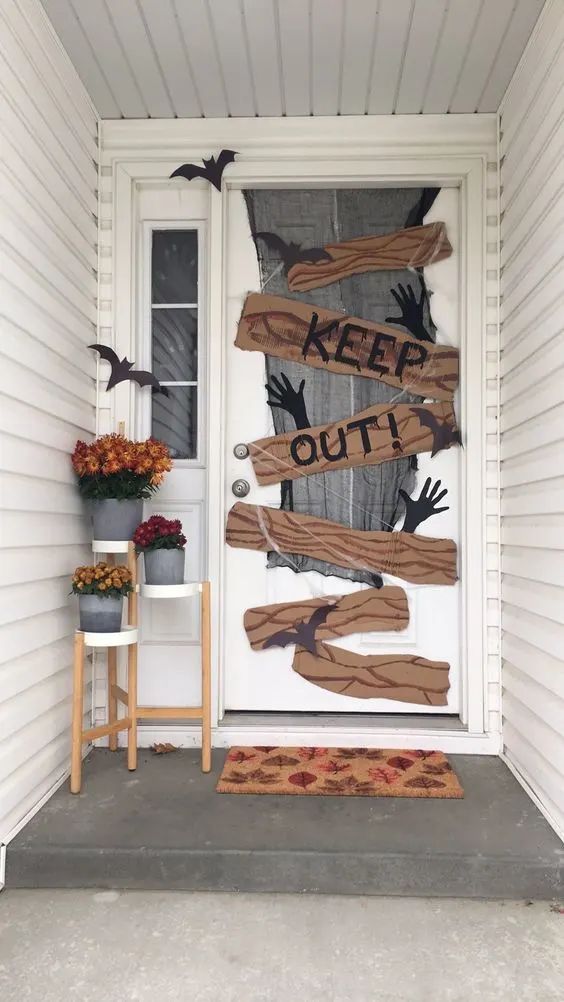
243,188 -> 437,586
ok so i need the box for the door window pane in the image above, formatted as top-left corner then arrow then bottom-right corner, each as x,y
152,230 -> 198,304
152,308 -> 198,382
150,228 -> 200,460
152,386 -> 198,460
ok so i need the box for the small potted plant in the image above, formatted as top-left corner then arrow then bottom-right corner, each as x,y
133,515 -> 187,585
71,434 -> 172,540
72,562 -> 133,633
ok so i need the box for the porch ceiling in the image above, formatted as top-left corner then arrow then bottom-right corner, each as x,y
41,0 -> 545,120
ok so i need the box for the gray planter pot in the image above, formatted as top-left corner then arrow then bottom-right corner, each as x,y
90,498 -> 144,541
78,593 -> 123,633
144,547 -> 185,585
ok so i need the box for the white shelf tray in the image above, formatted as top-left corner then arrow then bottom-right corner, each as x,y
92,539 -> 132,554
140,583 -> 202,599
77,625 -> 138,647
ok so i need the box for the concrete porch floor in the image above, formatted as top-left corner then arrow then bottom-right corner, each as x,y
6,750 -> 564,899
1,893 -> 563,1002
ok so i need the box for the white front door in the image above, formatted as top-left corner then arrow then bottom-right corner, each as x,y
134,183 -> 209,711
223,185 -> 461,714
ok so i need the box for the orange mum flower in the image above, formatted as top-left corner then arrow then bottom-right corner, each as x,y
71,561 -> 132,597
72,435 -> 172,500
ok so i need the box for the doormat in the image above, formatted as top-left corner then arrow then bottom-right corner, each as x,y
216,747 -> 464,798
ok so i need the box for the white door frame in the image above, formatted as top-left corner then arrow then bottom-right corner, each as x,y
103,114 -> 497,753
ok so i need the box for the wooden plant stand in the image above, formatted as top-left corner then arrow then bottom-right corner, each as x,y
70,541 -> 212,791
137,581 -> 212,773
70,540 -> 138,794
71,626 -> 138,793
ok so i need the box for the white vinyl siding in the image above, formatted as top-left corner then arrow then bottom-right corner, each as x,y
499,0 -> 564,837
0,0 -> 98,841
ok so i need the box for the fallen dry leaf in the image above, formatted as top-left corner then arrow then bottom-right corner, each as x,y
151,742 -> 178,755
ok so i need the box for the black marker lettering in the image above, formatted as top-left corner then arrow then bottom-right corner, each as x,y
346,416 -> 379,456
395,341 -> 427,380
367,331 -> 395,374
319,428 -> 348,462
290,434 -> 318,466
335,323 -> 364,370
387,412 -> 403,452
302,313 -> 339,363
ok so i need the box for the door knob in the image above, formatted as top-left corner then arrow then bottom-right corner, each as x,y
232,479 -> 250,498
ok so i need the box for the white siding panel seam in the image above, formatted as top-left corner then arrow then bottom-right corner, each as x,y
0,0 -> 98,842
499,0 -> 564,839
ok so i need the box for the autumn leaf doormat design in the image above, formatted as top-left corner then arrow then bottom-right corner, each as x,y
217,747 -> 464,799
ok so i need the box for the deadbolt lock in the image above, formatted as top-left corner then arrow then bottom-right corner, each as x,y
231,479 -> 250,498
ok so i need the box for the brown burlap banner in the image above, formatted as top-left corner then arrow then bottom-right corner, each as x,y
292,643 -> 450,705
226,503 -> 458,586
244,587 -> 409,651
249,400 -> 459,486
236,293 -> 458,401
286,222 -> 452,292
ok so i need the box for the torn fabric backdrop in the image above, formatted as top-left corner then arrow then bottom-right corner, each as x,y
243,187 -> 439,587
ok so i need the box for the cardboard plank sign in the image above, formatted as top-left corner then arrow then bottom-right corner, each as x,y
236,293 -> 459,401
249,401 -> 460,486
292,643 -> 450,705
285,222 -> 452,292
226,503 -> 458,586
244,587 -> 409,651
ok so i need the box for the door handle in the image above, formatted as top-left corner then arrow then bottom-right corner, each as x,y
232,479 -> 250,498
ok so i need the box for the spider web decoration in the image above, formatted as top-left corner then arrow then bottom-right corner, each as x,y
243,186 -> 439,586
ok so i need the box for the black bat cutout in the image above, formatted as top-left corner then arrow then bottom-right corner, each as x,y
253,232 -> 333,275
410,407 -> 461,458
170,149 -> 237,191
89,345 -> 169,395
399,477 -> 449,533
263,602 -> 338,655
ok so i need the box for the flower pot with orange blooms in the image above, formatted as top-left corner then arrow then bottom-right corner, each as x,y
72,563 -> 133,633
71,435 -> 172,540
133,515 -> 187,585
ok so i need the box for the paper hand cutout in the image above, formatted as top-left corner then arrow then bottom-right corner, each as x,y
399,478 -> 449,533
263,602 -> 338,655
170,149 -> 237,191
253,232 -> 333,275
266,373 -> 311,513
89,345 -> 169,395
385,275 -> 435,343
266,373 -> 311,430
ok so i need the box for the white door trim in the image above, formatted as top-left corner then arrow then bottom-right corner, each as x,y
105,114 -> 496,749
